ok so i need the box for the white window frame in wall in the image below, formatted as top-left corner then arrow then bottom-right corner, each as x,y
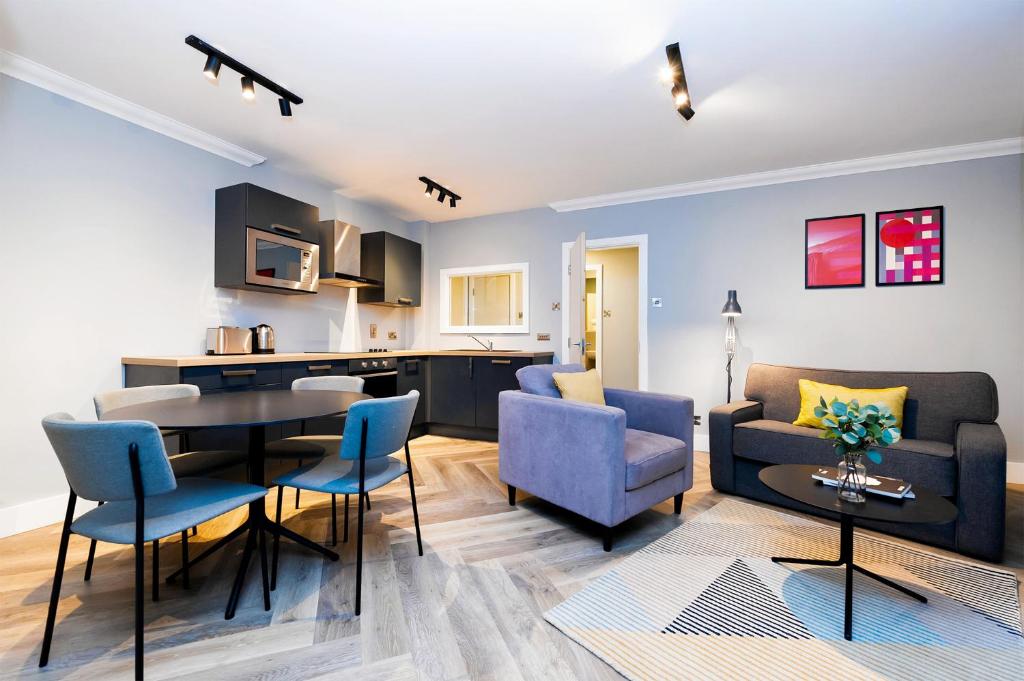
440,262 -> 531,334
561,234 -> 648,390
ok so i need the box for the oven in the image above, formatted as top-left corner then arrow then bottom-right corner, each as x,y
245,226 -> 319,293
348,357 -> 398,398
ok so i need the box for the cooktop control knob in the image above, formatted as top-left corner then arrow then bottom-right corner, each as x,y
361,361 -> 368,369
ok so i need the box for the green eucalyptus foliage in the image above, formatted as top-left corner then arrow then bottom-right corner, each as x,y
814,397 -> 901,464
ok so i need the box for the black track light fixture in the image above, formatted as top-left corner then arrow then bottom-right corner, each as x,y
240,76 -> 255,101
203,54 -> 221,81
419,177 -> 461,208
663,42 -> 695,121
186,35 -> 302,117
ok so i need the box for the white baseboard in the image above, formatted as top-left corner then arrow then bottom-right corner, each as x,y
0,493 -> 97,539
1008,462 -> 1024,485
693,433 -> 710,453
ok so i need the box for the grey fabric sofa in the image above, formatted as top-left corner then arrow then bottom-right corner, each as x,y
499,364 -> 694,551
710,363 -> 1006,562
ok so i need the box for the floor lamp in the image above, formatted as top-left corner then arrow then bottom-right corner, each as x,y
721,290 -> 742,402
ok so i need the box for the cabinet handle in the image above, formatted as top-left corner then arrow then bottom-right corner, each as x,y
222,369 -> 257,377
405,358 -> 419,364
358,370 -> 398,378
396,297 -> 413,305
468,356 -> 473,378
491,359 -> 512,365
271,223 -> 301,235
307,364 -> 332,371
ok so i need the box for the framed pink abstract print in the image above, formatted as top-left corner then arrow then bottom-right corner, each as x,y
876,206 -> 944,286
805,214 -> 865,289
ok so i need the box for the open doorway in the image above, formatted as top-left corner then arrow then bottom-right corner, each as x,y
562,234 -> 648,390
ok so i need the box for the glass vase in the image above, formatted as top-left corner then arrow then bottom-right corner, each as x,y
837,450 -> 867,503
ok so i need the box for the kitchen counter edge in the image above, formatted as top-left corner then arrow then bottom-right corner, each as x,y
123,350 -> 557,367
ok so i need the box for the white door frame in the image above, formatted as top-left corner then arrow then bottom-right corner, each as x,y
561,234 -> 648,390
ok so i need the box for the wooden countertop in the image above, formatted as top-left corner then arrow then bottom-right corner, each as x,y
122,350 -> 555,368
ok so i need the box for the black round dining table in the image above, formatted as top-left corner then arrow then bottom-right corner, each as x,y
101,389 -> 372,619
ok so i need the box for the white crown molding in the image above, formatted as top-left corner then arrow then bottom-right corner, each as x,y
0,49 -> 266,167
549,137 -> 1024,212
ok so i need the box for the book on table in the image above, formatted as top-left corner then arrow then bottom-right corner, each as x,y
812,468 -> 915,499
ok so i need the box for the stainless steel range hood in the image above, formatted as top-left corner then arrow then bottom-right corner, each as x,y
318,220 -> 382,288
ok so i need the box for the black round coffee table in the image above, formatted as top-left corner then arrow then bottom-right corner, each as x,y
758,464 -> 958,641
102,389 -> 371,619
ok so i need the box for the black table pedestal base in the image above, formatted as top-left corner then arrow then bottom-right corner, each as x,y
772,514 -> 927,641
163,425 -> 341,619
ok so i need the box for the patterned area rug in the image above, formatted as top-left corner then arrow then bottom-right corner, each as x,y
545,499 -> 1023,680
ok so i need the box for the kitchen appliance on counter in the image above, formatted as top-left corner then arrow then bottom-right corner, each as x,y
206,326 -> 253,355
348,357 -> 397,398
250,323 -> 276,354
318,221 -> 383,288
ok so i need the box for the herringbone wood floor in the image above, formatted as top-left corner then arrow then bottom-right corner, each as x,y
1,436 -> 1021,680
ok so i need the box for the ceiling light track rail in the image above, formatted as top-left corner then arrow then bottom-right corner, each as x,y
185,34 -> 302,114
419,176 -> 461,208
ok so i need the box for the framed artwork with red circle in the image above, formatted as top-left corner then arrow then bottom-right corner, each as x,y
876,206 -> 944,286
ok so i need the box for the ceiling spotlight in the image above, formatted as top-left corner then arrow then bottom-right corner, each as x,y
203,54 -> 221,81
664,42 -> 695,121
186,35 -> 302,118
240,76 -> 256,100
658,65 -> 674,84
419,176 -> 461,208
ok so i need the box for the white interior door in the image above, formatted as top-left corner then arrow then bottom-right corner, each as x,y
567,231 -> 587,364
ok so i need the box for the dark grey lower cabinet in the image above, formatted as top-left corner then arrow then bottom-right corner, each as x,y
428,356 -> 476,427
280,360 -> 350,438
397,357 -> 428,425
473,357 -> 532,429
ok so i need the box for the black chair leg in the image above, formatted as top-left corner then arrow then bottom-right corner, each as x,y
294,460 -> 303,509
603,526 -> 614,552
134,540 -> 144,680
343,494 -> 350,543
180,530 -> 190,589
405,443 -> 424,556
258,528 -> 271,611
507,485 -> 516,506
271,485 -> 284,591
84,500 -> 104,582
674,493 -> 684,515
355,488 -> 365,616
191,526 -> 197,537
331,493 -> 337,547
364,493 -> 371,511
39,492 -> 76,669
151,539 -> 160,602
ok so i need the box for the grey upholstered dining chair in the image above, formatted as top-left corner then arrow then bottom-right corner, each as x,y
92,384 -> 247,586
271,390 -> 423,615
264,374 -> 370,545
40,414 -> 268,680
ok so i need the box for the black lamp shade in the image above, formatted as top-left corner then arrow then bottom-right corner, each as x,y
721,290 -> 742,316
203,54 -> 221,80
278,98 -> 292,116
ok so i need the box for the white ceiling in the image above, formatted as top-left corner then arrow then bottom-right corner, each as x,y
1,1 -> 1022,222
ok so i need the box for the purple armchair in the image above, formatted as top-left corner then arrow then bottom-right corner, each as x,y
499,364 -> 694,551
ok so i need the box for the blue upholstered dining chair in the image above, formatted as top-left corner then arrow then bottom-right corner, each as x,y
92,384 -> 247,589
40,414 -> 268,680
271,390 -> 422,615
264,375 -> 370,542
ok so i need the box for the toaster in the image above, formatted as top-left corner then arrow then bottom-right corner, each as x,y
206,326 -> 253,355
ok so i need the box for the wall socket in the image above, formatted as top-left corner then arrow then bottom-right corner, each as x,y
651,297 -> 663,308
537,332 -> 551,341
369,323 -> 378,339
693,415 -> 702,426
387,330 -> 398,340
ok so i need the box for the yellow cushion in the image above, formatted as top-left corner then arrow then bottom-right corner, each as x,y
793,379 -> 908,429
552,369 -> 606,405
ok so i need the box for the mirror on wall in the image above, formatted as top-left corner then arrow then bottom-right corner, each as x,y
440,263 -> 530,334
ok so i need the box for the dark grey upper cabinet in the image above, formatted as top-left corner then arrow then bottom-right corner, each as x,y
357,231 -> 422,307
214,183 -> 320,294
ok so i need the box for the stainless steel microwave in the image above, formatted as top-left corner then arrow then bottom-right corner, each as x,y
245,226 -> 319,293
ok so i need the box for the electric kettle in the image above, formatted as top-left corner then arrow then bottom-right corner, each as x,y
250,324 -> 275,354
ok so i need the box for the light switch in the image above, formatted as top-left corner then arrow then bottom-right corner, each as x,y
651,298 -> 663,308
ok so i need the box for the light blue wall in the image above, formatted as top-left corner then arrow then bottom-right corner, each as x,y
0,75 -> 418,509
425,155 -> 1024,464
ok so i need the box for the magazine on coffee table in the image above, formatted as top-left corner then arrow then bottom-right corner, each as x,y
812,468 -> 916,499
